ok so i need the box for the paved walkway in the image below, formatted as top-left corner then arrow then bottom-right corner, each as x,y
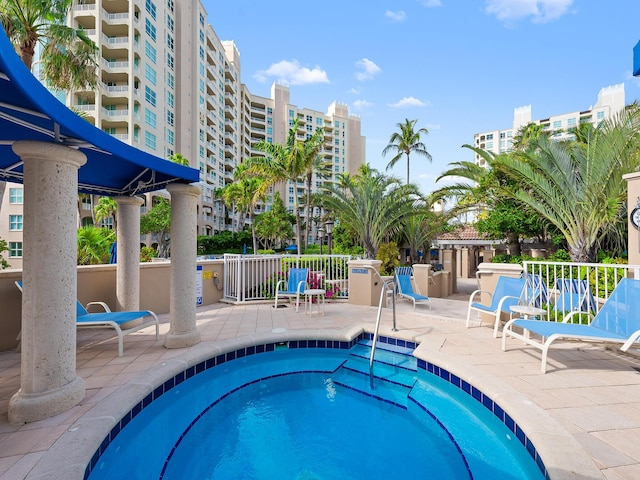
1,279 -> 640,479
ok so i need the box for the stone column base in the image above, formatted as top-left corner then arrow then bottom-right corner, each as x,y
164,329 -> 201,349
8,376 -> 85,424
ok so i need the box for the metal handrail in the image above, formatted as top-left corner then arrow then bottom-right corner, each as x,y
360,266 -> 397,389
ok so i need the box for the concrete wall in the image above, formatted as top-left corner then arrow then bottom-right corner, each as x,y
0,259 -> 224,352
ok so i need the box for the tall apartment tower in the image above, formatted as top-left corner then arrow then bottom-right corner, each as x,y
0,0 -> 365,268
472,84 -> 625,167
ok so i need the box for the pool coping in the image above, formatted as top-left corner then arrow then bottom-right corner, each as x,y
26,325 -> 602,480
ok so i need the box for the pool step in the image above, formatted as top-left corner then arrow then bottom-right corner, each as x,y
331,341 -> 418,407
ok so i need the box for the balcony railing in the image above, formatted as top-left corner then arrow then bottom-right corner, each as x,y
223,254 -> 351,303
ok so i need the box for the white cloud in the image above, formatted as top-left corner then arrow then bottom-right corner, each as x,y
484,0 -> 574,24
353,99 -> 374,109
354,58 -> 382,81
419,0 -> 442,7
385,10 -> 407,22
388,96 -> 429,108
254,60 -> 329,86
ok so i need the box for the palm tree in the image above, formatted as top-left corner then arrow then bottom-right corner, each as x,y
220,165 -> 267,253
242,119 -> 311,254
382,119 -> 432,185
77,225 -> 114,265
497,104 -> 640,262
94,196 -> 118,232
0,0 -> 98,90
322,164 -> 421,259
301,135 -> 332,250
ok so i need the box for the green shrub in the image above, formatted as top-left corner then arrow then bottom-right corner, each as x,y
140,246 -> 157,262
376,242 -> 400,276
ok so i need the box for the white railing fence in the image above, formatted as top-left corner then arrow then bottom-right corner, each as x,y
523,260 -> 640,318
223,254 -> 351,303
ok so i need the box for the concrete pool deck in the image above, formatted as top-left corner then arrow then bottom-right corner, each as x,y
1,279 -> 640,479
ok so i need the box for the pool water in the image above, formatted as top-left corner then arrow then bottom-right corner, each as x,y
88,340 -> 544,480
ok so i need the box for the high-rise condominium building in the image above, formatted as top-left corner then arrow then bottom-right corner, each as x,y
0,0 -> 365,268
472,84 -> 625,167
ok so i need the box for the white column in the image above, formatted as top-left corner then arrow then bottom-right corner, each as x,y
114,196 -> 144,312
9,141 -> 86,424
164,183 -> 201,349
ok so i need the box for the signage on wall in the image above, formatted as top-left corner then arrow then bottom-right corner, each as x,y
196,265 -> 203,305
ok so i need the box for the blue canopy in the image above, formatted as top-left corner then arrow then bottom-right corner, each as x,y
635,40 -> 640,77
0,28 -> 199,196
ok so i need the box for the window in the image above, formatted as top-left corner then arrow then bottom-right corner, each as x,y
199,145 -> 205,158
9,242 -> 22,258
9,188 -> 22,204
145,0 -> 156,19
199,46 -> 204,60
552,120 -> 562,129
167,72 -> 174,88
167,0 -> 174,12
167,129 -> 174,146
9,215 -> 23,231
500,132 -> 505,139
167,53 -> 174,70
101,217 -> 114,229
82,197 -> 92,210
145,86 -> 156,106
567,118 -> 576,126
289,109 -> 294,118
167,34 -> 174,51
167,91 -> 174,108
167,111 -> 174,126
199,30 -> 204,43
145,131 -> 157,150
144,64 -> 156,85
597,111 -> 605,120
145,41 -> 156,63
486,133 -> 493,140
167,14 -> 174,32
199,12 -> 205,26
144,108 -> 156,127
145,19 -> 156,41
267,127 -> 272,135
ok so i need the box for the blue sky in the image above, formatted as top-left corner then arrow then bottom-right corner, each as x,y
206,0 -> 640,195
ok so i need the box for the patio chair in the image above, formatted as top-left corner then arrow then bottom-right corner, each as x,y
554,278 -> 597,313
274,268 -> 309,312
502,277 -> 640,373
466,276 -> 526,338
524,273 -> 550,308
394,267 -> 430,310
16,281 -> 159,357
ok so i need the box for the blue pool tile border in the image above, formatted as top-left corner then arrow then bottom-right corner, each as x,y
84,333 -> 548,480
416,358 -> 550,480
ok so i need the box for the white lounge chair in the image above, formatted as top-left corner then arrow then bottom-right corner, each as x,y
16,281 -> 159,356
466,276 -> 526,337
502,277 -> 640,373
274,268 -> 308,312
394,267 -> 430,310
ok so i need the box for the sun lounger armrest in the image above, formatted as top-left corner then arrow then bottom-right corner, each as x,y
275,280 -> 286,292
561,310 -> 594,324
468,289 -> 492,305
496,295 -> 520,312
296,281 -> 308,293
85,301 -> 111,313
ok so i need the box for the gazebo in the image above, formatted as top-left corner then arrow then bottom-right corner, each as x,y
0,28 -> 201,423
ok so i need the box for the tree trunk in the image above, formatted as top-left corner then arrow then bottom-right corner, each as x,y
506,232 -> 521,256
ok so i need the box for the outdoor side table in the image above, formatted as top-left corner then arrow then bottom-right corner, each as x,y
510,305 -> 547,320
304,289 -> 326,315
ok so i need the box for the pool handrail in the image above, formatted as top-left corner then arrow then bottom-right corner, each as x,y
359,265 -> 397,389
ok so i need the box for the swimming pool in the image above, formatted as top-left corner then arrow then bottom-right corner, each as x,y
86,335 -> 546,479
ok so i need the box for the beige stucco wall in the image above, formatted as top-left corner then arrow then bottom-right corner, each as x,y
0,259 -> 224,352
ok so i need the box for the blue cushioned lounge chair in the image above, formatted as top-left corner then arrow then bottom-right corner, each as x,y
394,267 -> 430,310
274,268 -> 308,312
16,281 -> 159,357
554,278 -> 597,313
502,277 -> 640,373
466,276 -> 526,338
